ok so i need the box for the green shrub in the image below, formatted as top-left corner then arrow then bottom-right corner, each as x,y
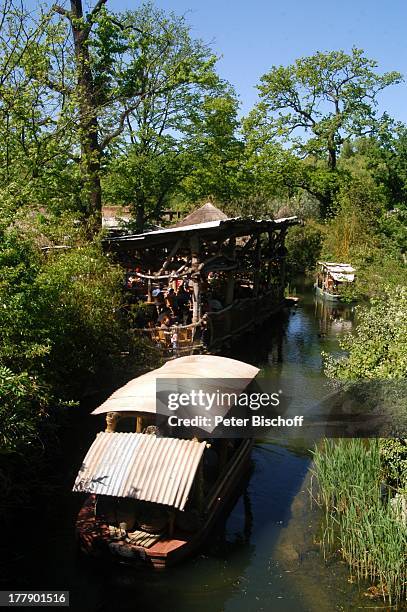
285,221 -> 323,277
0,366 -> 49,454
324,286 -> 407,380
379,439 -> 407,490
0,219 -> 153,400
128,301 -> 157,328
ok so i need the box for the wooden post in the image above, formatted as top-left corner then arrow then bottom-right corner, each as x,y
225,237 -> 236,305
266,231 -> 273,290
279,229 -> 287,300
147,269 -> 152,302
218,439 -> 229,471
168,511 -> 176,538
190,235 -> 201,324
253,236 -> 262,296
105,412 -> 120,432
192,436 -> 205,513
195,456 -> 204,513
158,238 -> 183,275
136,416 -> 143,433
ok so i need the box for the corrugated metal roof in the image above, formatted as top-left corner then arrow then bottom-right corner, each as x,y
73,432 -> 206,510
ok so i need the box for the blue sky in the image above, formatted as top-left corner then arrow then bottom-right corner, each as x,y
108,0 -> 407,122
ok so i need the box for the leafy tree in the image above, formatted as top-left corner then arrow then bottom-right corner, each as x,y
104,143 -> 188,230
285,222 -> 323,278
242,110 -> 348,218
322,171 -> 385,260
49,1 -> 221,224
0,213 -> 155,400
324,287 -> 407,380
0,366 -> 49,454
102,8 -> 226,230
253,48 -> 402,170
180,92 -> 244,205
0,1 -> 223,225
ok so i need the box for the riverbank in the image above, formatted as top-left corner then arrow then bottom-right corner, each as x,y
274,467 -> 365,611
312,439 -> 407,607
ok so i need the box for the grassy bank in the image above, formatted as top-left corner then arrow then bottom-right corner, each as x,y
311,439 -> 406,606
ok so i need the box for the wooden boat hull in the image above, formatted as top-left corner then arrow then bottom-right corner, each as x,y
76,439 -> 254,569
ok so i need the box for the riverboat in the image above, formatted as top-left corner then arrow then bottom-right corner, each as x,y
314,261 -> 356,301
74,355 -> 259,569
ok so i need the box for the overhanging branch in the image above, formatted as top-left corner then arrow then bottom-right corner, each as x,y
100,99 -> 144,150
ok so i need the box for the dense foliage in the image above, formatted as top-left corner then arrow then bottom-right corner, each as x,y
0,2 -> 406,570
325,288 -> 407,380
0,213 -> 156,489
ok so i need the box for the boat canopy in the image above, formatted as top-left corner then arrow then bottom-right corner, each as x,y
73,432 -> 206,510
92,355 -> 260,416
318,261 -> 355,283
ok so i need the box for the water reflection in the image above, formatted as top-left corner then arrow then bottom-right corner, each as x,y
314,294 -> 354,336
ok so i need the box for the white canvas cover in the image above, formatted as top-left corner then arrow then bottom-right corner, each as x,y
92,355 -> 260,416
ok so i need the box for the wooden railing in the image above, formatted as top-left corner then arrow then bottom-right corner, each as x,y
133,290 -> 284,357
133,321 -> 203,357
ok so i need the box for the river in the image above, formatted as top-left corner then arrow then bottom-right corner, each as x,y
5,282 -> 373,612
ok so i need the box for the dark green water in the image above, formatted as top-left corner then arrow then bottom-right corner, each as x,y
6,283 -> 372,612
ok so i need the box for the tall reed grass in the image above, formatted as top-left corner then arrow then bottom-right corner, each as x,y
311,439 -> 406,605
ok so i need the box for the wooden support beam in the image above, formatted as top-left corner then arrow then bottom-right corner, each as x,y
168,511 -> 176,538
147,272 -> 152,302
218,439 -> 229,471
190,235 -> 201,324
105,412 -> 120,432
225,237 -> 236,305
253,236 -> 262,297
279,229 -> 287,299
195,456 -> 204,513
158,238 -> 183,275
266,231 -> 274,290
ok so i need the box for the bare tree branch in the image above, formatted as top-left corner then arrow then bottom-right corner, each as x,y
89,0 -> 108,19
100,99 -> 144,150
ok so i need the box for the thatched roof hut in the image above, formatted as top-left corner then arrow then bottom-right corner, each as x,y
173,202 -> 228,228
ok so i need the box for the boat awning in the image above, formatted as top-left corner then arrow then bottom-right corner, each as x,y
92,355 -> 260,416
73,432 -> 206,510
331,272 -> 355,282
318,261 -> 356,274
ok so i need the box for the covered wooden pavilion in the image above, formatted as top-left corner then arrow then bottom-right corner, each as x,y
105,204 -> 298,352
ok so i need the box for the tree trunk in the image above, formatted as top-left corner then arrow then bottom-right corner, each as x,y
327,140 -> 337,170
135,203 -> 145,232
70,0 -> 102,226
